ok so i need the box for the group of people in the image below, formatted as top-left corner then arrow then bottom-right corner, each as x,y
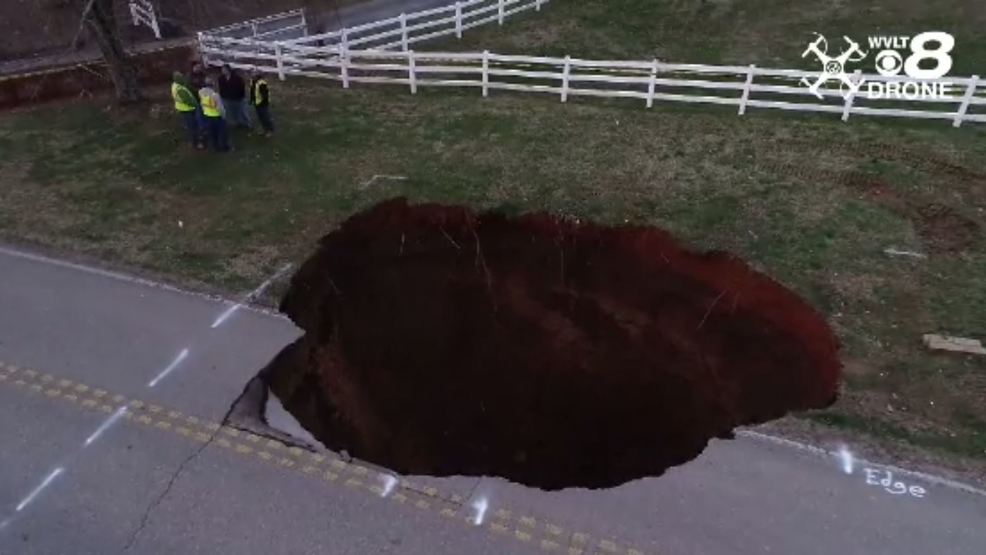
170,62 -> 275,152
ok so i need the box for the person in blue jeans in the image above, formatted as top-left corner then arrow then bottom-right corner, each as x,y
219,65 -> 251,129
250,71 -> 275,137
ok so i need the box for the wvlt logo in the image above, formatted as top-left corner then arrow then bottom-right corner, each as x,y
800,31 -> 956,100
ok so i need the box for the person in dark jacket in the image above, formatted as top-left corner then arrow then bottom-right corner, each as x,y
249,70 -> 275,137
189,61 -> 208,145
218,64 -> 251,129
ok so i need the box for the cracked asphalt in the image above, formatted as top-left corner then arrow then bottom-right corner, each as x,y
1,244 -> 986,555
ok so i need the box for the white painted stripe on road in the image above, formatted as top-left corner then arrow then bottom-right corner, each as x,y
210,303 -> 243,328
738,430 -> 986,497
210,263 -> 292,329
245,263 -> 294,302
380,474 -> 398,497
84,406 -> 128,447
15,467 -> 64,512
470,496 -> 489,525
147,348 -> 191,388
0,245 -> 290,322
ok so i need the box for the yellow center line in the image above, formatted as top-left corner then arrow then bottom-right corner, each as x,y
0,360 -> 650,554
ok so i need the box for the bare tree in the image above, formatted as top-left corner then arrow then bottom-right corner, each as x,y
78,0 -> 143,103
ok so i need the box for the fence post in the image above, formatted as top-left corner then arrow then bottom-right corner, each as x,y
841,69 -> 862,122
738,64 -> 755,115
455,2 -> 463,38
400,13 -> 409,51
275,42 -> 286,81
953,75 -> 979,128
646,58 -> 658,108
560,55 -> 571,103
251,23 -> 258,38
150,5 -> 161,39
498,0 -> 505,25
536,0 -> 542,11
408,50 -> 418,94
198,32 -> 210,67
301,9 -> 309,37
482,50 -> 490,98
341,30 -> 350,89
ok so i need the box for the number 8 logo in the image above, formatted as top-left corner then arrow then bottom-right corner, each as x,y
904,31 -> 954,79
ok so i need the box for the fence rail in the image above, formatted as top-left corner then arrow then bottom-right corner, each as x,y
205,8 -> 308,41
282,0 -> 547,51
198,34 -> 986,127
129,0 -> 161,39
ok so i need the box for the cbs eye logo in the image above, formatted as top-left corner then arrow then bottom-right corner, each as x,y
874,50 -> 904,76
872,32 -> 954,79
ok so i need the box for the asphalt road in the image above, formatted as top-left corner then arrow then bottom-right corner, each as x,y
1,244 -> 985,555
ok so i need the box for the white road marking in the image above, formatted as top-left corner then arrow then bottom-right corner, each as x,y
210,263 -> 292,329
470,496 -> 489,526
244,263 -> 294,302
0,256 -> 300,531
210,303 -> 242,328
147,349 -> 190,388
380,474 -> 398,497
84,406 -> 128,447
15,467 -> 64,512
838,444 -> 854,475
738,430 -> 986,497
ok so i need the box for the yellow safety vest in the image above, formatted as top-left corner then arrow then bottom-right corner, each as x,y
252,79 -> 269,106
200,90 -> 221,118
171,83 -> 196,112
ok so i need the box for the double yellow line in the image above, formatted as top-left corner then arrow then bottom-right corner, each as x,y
0,360 -> 648,555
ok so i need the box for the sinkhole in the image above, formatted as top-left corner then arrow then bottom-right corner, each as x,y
258,198 -> 841,490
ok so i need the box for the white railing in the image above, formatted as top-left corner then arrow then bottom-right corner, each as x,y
205,8 -> 308,41
129,0 -> 161,39
279,0 -> 549,51
197,36 -> 986,127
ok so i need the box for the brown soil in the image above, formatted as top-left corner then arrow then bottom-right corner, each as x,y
0,44 -> 196,110
265,198 -> 841,490
914,203 -> 980,254
845,175 -> 980,254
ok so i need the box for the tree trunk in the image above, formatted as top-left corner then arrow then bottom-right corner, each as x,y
85,0 -> 143,103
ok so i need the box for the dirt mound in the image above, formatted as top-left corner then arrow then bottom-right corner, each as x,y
915,203 -> 979,254
267,198 -> 841,490
845,175 -> 980,254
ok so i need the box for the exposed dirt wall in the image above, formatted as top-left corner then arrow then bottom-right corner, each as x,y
267,198 -> 842,490
0,44 -> 195,110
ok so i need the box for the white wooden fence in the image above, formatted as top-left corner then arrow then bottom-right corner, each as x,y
205,9 -> 308,41
198,34 -> 986,127
281,0 -> 550,51
129,0 -> 161,39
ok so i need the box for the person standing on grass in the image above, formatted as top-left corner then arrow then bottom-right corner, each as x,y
219,64 -> 251,129
250,71 -> 275,137
189,61 -> 208,146
198,77 -> 231,152
171,72 -> 201,149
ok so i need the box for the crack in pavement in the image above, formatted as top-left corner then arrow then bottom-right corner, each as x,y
121,399 -> 239,553
121,431 -> 217,552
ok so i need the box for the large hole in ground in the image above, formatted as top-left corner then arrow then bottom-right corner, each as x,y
263,198 -> 841,490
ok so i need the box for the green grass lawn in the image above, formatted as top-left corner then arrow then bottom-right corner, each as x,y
446,0 -> 986,73
1,0 -> 985,471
